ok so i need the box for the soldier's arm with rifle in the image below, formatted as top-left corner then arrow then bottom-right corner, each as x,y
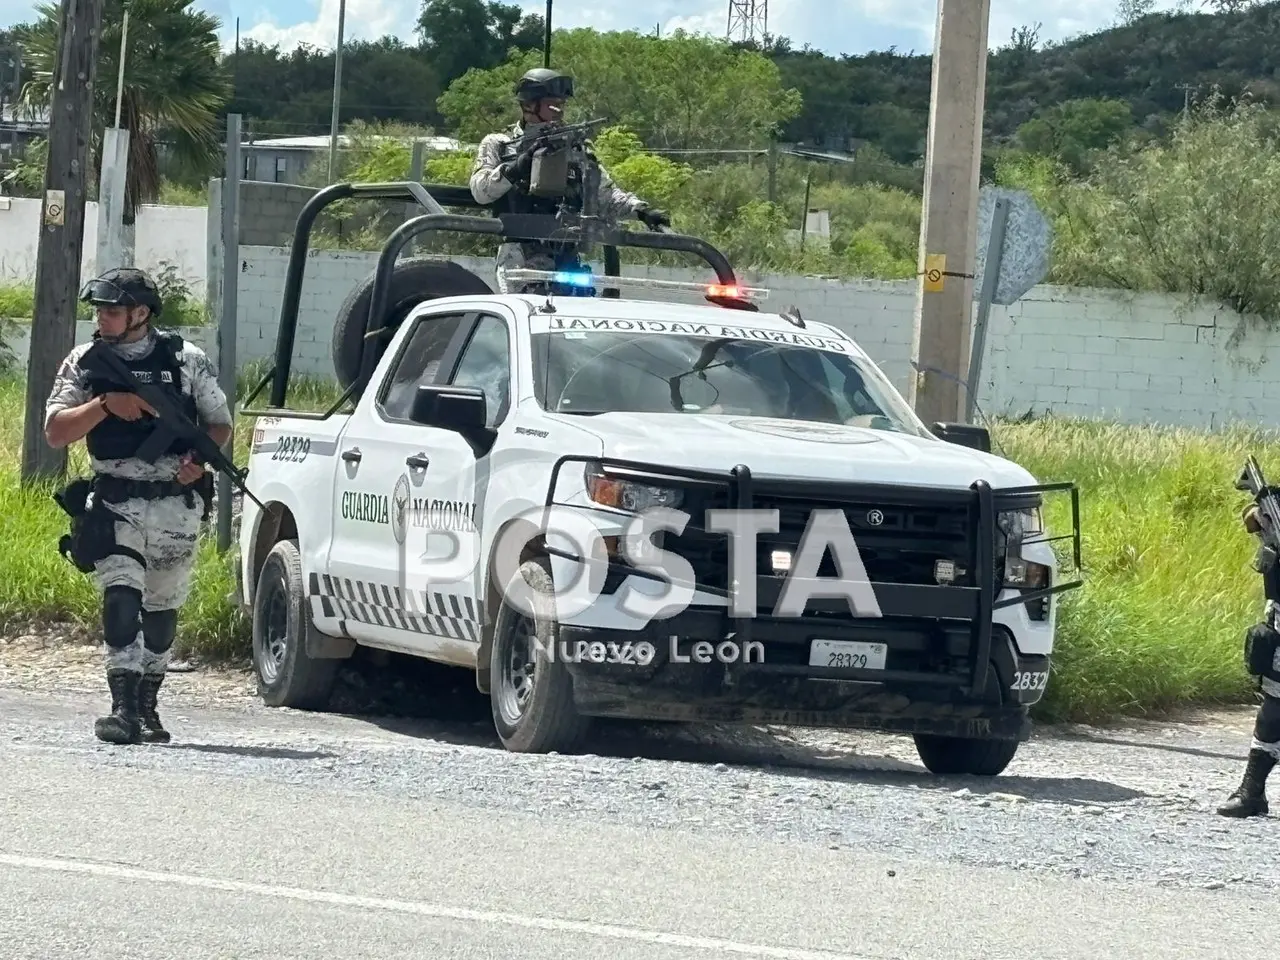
45,354 -> 157,449
80,340 -> 262,510
1216,460 -> 1280,818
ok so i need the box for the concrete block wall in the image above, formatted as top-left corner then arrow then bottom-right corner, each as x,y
226,244 -> 1280,431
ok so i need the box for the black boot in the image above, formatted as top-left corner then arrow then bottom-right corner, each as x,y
138,672 -> 171,744
1217,749 -> 1276,818
94,669 -> 143,745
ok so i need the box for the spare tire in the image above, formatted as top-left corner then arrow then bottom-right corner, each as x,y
330,257 -> 493,390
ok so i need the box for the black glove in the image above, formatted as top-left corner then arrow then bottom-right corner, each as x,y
636,205 -> 671,229
501,146 -> 536,184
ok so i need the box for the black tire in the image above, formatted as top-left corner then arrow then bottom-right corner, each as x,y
251,539 -> 339,710
912,732 -> 1021,776
489,557 -> 592,753
331,256 -> 493,390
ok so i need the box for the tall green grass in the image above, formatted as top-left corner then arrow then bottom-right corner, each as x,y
996,418 -> 1267,721
0,369 -> 1269,722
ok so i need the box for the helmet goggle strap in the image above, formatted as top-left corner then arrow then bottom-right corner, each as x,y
80,280 -> 151,342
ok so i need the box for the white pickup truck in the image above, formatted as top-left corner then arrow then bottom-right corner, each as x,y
234,250 -> 1082,776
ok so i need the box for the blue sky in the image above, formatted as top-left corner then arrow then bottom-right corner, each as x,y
3,0 -> 1196,58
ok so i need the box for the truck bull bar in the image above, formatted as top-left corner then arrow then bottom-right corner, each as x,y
538,456 -> 1083,699
239,180 -> 750,417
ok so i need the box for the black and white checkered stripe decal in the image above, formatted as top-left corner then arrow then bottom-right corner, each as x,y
308,573 -> 480,643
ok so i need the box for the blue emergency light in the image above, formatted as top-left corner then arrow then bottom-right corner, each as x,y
551,270 -> 596,287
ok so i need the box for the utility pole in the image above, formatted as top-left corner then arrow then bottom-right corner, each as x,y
22,0 -> 105,483
907,0 -> 992,426
544,0 -> 553,66
326,0 -> 346,182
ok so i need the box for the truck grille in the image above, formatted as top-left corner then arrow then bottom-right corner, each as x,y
665,488 -> 976,595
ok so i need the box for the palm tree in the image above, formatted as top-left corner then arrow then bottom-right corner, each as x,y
17,0 -> 230,223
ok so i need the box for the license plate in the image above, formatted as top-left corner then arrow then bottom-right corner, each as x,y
809,639 -> 887,671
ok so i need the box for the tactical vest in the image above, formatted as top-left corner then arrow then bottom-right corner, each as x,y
497,134 -> 584,219
83,331 -> 200,461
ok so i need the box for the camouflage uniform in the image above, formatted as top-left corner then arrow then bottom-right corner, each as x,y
469,120 -> 653,293
1218,508 -> 1280,818
46,269 -> 232,745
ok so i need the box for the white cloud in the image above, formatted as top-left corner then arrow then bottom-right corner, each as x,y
201,0 -> 1199,58
221,0 -> 418,52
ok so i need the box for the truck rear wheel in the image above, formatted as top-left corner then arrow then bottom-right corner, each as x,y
912,732 -> 1020,777
252,539 -> 339,710
489,557 -> 592,753
331,256 -> 493,390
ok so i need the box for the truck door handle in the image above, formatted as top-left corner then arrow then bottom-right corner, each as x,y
405,453 -> 430,470
342,448 -> 362,463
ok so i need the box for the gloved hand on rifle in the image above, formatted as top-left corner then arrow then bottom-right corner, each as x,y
1244,503 -> 1268,537
500,144 -> 538,184
636,205 -> 671,229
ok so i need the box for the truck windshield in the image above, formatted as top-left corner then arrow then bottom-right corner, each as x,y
530,329 -> 933,438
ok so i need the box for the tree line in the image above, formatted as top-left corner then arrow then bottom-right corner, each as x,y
9,0 -> 1280,178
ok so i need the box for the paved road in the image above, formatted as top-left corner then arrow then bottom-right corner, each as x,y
0,682 -> 1276,960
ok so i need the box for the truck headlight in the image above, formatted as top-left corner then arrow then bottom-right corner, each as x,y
997,507 -> 1042,543
997,506 -> 1048,590
584,464 -> 685,513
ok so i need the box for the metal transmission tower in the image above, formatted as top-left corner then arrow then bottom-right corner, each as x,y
726,0 -> 767,43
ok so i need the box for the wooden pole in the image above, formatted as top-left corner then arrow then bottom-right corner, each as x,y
21,0 -> 105,484
907,0 -> 992,426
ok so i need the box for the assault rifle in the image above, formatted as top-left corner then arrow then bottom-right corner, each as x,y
511,117 -> 609,204
1235,457 -> 1280,681
80,339 -> 268,512
511,115 -> 609,153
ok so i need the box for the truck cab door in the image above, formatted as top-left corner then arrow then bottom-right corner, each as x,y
402,309 -> 515,642
321,308 -> 474,656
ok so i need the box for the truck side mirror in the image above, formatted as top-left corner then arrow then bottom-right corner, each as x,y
932,421 -> 991,453
410,385 -> 489,433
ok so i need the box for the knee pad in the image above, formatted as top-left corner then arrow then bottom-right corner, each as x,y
1256,696 -> 1280,744
102,586 -> 142,649
142,609 -> 179,654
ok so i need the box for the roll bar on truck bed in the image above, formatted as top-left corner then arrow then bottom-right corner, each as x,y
239,180 -> 756,419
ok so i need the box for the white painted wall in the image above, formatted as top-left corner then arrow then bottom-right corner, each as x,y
226,245 -> 1272,431
0,196 -> 207,298
2,207 -> 1275,432
4,322 -> 214,373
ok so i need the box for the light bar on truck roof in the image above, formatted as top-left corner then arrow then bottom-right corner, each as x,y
500,268 -> 770,301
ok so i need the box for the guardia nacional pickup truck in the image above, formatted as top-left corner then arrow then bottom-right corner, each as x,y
233,179 -> 1082,776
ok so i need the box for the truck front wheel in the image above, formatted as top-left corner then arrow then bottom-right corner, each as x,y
912,732 -> 1021,776
489,557 -> 592,753
252,539 -> 339,710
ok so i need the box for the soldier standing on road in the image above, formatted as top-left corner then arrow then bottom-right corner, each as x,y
1218,501 -> 1280,817
468,66 -> 671,292
44,267 -> 233,746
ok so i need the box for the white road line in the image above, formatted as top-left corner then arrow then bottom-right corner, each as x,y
0,852 -> 876,960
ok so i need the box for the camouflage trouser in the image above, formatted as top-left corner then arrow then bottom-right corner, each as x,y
93,493 -> 204,674
1253,602 -> 1280,760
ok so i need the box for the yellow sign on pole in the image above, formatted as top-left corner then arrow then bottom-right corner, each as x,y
44,189 -> 65,227
924,253 -> 945,292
